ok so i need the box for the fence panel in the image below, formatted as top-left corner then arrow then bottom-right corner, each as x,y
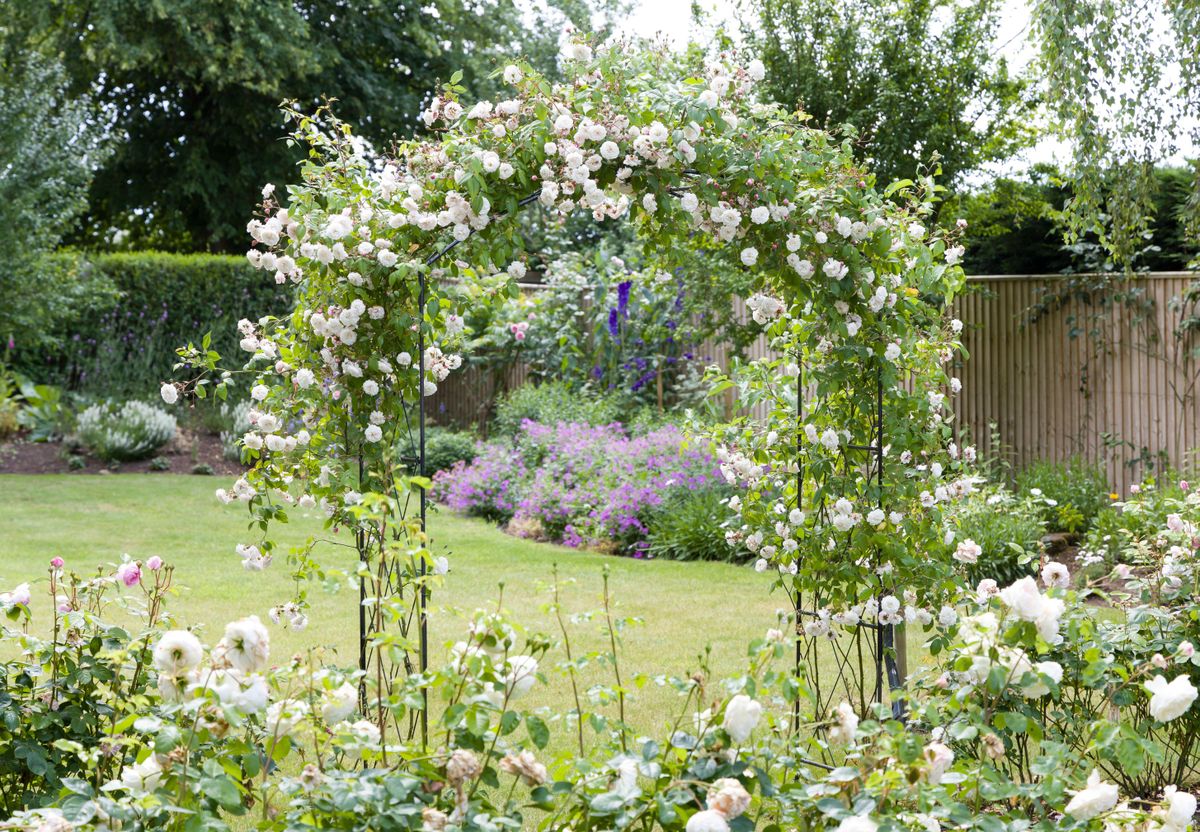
953,273 -> 1198,493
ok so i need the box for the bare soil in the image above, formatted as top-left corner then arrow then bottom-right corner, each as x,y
0,429 -> 245,476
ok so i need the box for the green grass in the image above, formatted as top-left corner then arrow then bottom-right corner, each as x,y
0,475 -> 917,737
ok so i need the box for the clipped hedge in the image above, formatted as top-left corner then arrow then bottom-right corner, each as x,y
11,252 -> 294,396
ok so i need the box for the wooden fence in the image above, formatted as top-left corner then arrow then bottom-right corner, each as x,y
429,272 -> 1199,493
953,273 -> 1198,493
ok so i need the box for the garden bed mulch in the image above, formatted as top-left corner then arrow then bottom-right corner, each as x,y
0,431 -> 246,476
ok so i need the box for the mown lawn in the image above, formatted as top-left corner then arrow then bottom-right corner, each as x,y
0,474 -> 920,737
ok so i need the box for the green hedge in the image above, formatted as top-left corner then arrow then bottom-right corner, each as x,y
10,252 -> 294,396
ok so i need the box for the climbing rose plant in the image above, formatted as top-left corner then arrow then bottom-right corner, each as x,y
169,34 -> 966,718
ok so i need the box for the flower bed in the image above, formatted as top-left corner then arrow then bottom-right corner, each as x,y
433,419 -> 722,556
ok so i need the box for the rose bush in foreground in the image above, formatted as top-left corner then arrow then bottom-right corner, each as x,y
6,553 -> 1200,831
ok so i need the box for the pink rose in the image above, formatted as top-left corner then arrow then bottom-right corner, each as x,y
116,562 -> 142,587
50,557 -> 64,569
146,556 -> 164,571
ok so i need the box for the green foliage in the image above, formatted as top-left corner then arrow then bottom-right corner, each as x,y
10,252 -> 293,397
645,486 -> 737,562
1029,1 -> 1200,267
740,0 -> 1033,190
491,382 -> 630,438
0,367 -> 20,441
425,426 -> 478,474
13,377 -> 70,443
0,560 -> 171,812
76,400 -> 177,462
6,0 -> 619,251
1016,456 -> 1111,534
0,55 -> 108,345
946,485 -> 1045,586
948,165 -> 1200,275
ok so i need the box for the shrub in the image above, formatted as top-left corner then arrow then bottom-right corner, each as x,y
645,485 -> 738,561
10,550 -> 1200,831
944,484 -> 1046,585
432,442 -> 528,524
1015,455 -> 1111,533
425,426 -> 478,473
0,557 -> 171,810
1077,473 -> 1192,569
0,367 -> 19,441
435,420 -> 721,555
76,400 -> 176,461
10,252 -> 294,397
13,376 -> 71,442
491,382 -> 628,437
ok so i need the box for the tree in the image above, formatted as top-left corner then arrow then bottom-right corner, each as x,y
947,165 -> 1200,276
739,0 -> 1033,190
5,0 -> 613,252
1029,0 -> 1200,267
0,53 -> 109,348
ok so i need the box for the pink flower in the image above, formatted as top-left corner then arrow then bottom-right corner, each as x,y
1131,484 -> 1141,494
1,583 -> 31,607
147,556 -> 164,571
1182,481 -> 1191,492
50,557 -> 64,569
116,562 -> 142,587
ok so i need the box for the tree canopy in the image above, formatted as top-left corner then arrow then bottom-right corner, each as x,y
4,0 -> 612,252
739,0 -> 1034,190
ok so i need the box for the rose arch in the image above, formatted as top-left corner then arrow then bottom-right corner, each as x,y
174,34 -> 971,746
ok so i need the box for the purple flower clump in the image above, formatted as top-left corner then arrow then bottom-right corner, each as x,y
433,420 -> 720,557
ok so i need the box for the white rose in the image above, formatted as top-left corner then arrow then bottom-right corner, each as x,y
152,630 -> 203,676
1162,785 -> 1198,829
1041,562 -> 1070,589
505,655 -> 539,700
721,694 -> 762,743
216,615 -> 270,673
160,383 -> 178,404
999,577 -> 1046,621
321,682 -> 358,724
740,247 -> 758,266
1145,675 -> 1199,722
837,816 -> 878,832
1022,661 -> 1063,698
1065,770 -> 1119,820
364,424 -> 383,443
923,741 -> 954,784
687,810 -> 729,832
